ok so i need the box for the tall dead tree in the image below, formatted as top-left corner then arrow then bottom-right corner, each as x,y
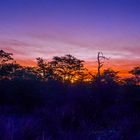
97,52 -> 109,78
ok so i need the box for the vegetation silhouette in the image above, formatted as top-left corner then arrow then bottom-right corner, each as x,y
97,52 -> 109,77
0,49 -> 140,140
0,50 -> 13,64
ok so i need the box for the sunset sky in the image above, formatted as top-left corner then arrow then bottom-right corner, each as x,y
0,0 -> 140,76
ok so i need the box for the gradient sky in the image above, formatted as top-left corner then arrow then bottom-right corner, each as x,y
0,0 -> 140,76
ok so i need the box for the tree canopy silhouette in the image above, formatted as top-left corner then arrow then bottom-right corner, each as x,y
128,67 -> 140,85
100,69 -> 119,85
50,54 -> 86,83
0,49 -> 139,86
36,57 -> 48,80
0,50 -> 13,64
129,67 -> 140,76
0,50 -> 15,79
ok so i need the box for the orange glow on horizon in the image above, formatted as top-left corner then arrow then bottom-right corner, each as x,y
16,59 -> 36,67
15,58 -> 139,78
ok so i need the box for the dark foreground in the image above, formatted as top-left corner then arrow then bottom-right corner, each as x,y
0,80 -> 140,140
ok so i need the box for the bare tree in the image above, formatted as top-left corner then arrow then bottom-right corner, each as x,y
97,52 -> 109,78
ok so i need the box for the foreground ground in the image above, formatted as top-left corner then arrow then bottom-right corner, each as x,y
0,80 -> 140,140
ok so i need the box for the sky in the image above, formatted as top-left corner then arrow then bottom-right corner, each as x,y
0,0 -> 140,76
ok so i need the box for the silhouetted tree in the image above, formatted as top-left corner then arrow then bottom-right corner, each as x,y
97,52 -> 109,78
0,63 -> 21,79
36,57 -> 56,81
76,70 -> 90,83
101,69 -> 119,84
0,50 -> 13,64
50,54 -> 86,83
13,66 -> 39,80
129,67 -> 140,85
129,67 -> 140,76
92,52 -> 109,84
0,50 -> 15,79
0,61 -> 39,80
36,57 -> 48,80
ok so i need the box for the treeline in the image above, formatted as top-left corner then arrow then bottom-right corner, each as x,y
0,50 -> 140,139
0,50 -> 140,86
